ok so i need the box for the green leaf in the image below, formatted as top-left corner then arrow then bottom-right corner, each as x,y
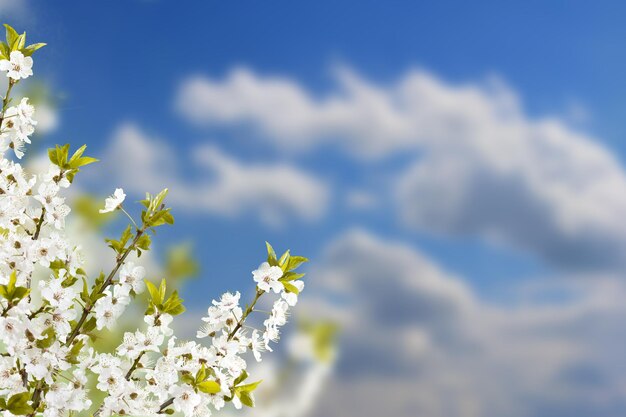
237,390 -> 255,408
266,242 -> 278,266
195,364 -> 207,384
144,303 -> 156,316
279,272 -> 305,282
80,277 -> 90,304
83,316 -> 97,334
136,234 -> 151,251
282,281 -> 300,294
36,327 -> 56,349
15,33 -> 25,50
197,380 -> 221,394
278,250 -> 290,268
66,339 -> 85,364
6,392 -> 34,415
0,270 -> 29,301
70,156 -> 98,169
152,188 -> 169,211
158,278 -> 167,304
56,144 -> 70,167
286,256 -> 309,271
6,269 -> 16,295
145,280 -> 160,304
234,370 -> 249,385
0,41 -> 9,59
22,42 -> 46,56
162,290 -> 186,316
181,373 -> 195,385
69,144 -> 86,161
47,147 -> 59,165
68,145 -> 98,169
238,380 -> 262,393
12,287 -> 29,301
4,24 -> 18,49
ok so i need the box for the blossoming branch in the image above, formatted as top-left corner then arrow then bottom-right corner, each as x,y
0,24 -> 308,417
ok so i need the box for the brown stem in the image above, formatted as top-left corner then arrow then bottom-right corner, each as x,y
27,380 -> 43,417
125,351 -> 145,380
32,208 -> 46,241
158,398 -> 175,414
27,305 -> 45,320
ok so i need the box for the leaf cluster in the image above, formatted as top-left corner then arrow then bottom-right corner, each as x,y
0,24 -> 45,60
227,370 -> 262,408
180,364 -> 222,395
140,189 -> 174,230
145,278 -> 185,316
106,225 -> 151,258
0,270 -> 29,304
47,144 -> 98,183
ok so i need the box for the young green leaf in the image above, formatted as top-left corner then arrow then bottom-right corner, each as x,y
6,392 -> 34,415
197,380 -> 221,394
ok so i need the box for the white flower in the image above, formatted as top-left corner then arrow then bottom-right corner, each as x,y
0,51 -> 34,80
94,293 -> 122,330
116,332 -> 140,359
45,201 -> 71,229
34,307 -> 76,342
23,347 -> 51,381
172,385 -> 202,417
214,291 -> 240,310
144,313 -> 173,336
16,97 -> 36,125
0,316 -> 25,352
135,327 -> 165,352
249,330 -> 265,362
252,262 -> 283,293
99,188 -> 126,213
40,277 -> 77,310
119,262 -> 146,294
269,299 -> 289,326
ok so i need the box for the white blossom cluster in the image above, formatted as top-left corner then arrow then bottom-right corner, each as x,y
88,257 -> 306,417
0,24 -> 308,417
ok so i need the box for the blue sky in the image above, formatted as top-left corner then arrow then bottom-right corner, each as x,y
26,0 -> 626,299
7,1 -> 626,416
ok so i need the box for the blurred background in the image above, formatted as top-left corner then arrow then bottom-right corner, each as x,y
6,0 -> 626,416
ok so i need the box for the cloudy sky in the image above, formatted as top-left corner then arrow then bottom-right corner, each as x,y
9,1 -> 626,416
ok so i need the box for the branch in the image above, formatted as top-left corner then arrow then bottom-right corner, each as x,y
228,288 -> 264,341
0,79 -> 15,125
32,208 -> 46,241
66,227 -> 145,346
158,398 -> 174,414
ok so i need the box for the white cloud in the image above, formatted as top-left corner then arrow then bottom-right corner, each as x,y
176,67 -> 420,157
305,230 -> 626,417
0,0 -> 27,16
176,67 -> 626,268
96,123 -> 330,225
